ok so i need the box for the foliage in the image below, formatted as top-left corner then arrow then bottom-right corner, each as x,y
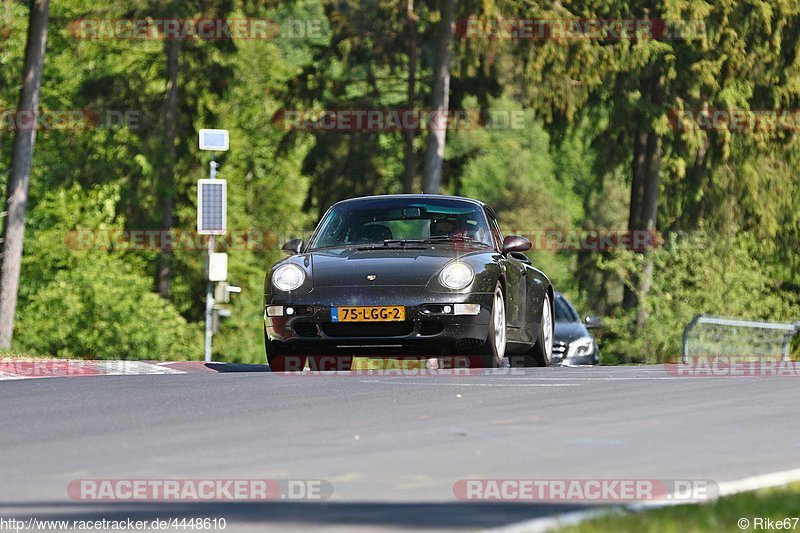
598,232 -> 800,364
15,255 -> 200,360
1,0 -> 799,363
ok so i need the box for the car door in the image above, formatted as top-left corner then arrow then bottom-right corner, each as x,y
486,209 -> 528,340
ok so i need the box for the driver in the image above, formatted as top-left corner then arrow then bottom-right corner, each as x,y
430,217 -> 468,238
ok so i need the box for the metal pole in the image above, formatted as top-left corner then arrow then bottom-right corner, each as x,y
204,235 -> 214,363
203,158 -> 218,363
781,334 -> 791,363
681,314 -> 702,364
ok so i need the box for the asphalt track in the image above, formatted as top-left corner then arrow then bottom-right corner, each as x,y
1,364 -> 799,531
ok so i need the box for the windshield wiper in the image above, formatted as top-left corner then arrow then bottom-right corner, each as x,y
382,239 -> 429,246
356,239 -> 429,251
423,235 -> 491,247
353,237 -> 489,251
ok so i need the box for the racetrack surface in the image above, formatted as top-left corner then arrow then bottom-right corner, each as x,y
1,365 -> 799,531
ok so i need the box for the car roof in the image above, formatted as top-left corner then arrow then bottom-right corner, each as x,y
331,194 -> 487,208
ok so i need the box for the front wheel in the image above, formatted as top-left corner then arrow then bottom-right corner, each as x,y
265,331 -> 307,372
478,283 -> 507,368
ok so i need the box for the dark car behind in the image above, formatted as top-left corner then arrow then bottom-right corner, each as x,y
552,292 -> 600,366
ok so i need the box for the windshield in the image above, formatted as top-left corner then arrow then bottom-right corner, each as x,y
307,197 -> 494,250
554,296 -> 580,323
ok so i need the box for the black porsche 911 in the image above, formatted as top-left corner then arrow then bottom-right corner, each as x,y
263,195 -> 554,371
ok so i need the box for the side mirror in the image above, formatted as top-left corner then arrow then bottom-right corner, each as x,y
281,238 -> 304,256
502,235 -> 531,254
585,316 -> 603,329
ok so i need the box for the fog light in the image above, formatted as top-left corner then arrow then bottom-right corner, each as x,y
286,307 -> 295,316
266,305 -> 284,317
454,303 -> 480,315
443,305 -> 452,314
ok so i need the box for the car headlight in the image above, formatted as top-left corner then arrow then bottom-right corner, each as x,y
567,336 -> 595,359
439,262 -> 474,290
272,264 -> 306,292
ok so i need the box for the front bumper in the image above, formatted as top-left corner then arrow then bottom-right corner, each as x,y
550,337 -> 600,366
551,340 -> 599,366
552,354 -> 599,366
265,286 -> 493,355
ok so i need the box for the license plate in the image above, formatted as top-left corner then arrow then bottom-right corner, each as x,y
332,306 -> 405,322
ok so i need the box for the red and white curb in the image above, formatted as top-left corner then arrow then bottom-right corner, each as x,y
0,360 -> 217,381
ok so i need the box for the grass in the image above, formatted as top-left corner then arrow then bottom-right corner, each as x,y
554,483 -> 800,532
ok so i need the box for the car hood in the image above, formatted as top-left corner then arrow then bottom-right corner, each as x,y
554,321 -> 591,343
309,247 -> 477,287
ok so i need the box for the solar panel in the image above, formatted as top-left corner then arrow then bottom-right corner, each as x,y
197,179 -> 227,235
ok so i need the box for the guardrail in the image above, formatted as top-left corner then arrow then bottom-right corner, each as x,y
681,314 -> 799,363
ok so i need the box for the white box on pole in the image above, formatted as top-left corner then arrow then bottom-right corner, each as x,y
207,253 -> 228,282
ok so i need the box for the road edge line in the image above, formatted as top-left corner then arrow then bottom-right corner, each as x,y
485,467 -> 800,533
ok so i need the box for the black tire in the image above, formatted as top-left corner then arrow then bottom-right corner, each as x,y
309,355 -> 353,372
531,292 -> 553,367
265,330 -> 307,372
477,282 -> 507,368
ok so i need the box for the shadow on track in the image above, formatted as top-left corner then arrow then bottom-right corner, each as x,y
0,501 -> 596,530
203,363 -> 271,373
